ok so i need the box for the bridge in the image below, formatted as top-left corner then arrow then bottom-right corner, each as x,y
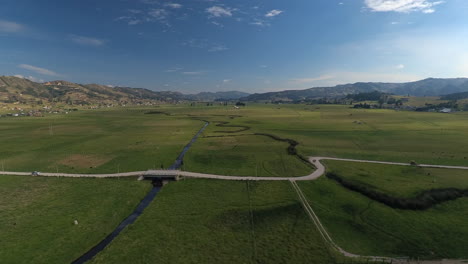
140,170 -> 181,183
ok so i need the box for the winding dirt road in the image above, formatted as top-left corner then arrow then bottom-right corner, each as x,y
3,157 -> 468,263
3,157 -> 468,180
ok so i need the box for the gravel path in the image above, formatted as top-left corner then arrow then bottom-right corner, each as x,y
2,157 -> 468,180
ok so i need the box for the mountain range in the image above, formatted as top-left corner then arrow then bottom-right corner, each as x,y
2,76 -> 468,105
240,78 -> 468,101
0,76 -> 249,104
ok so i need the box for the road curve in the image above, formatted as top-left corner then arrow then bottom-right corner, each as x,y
3,157 -> 468,263
2,157 -> 468,180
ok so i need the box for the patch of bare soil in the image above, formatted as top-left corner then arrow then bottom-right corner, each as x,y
59,154 -> 112,168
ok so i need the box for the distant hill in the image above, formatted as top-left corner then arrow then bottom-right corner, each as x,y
241,78 -> 468,101
440,91 -> 468,101
184,91 -> 250,101
0,76 -> 251,104
0,76 -> 184,105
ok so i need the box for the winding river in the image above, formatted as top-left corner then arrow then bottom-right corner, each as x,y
72,122 -> 209,264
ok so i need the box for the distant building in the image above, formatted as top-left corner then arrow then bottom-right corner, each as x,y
440,108 -> 452,113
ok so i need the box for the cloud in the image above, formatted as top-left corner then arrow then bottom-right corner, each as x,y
128,19 -> 141,25
290,75 -> 334,84
183,71 -> 205,75
223,79 -> 231,83
149,9 -> 169,20
206,6 -> 234,17
265,10 -> 283,17
211,21 -> 224,27
395,64 -> 405,69
165,3 -> 182,9
70,35 -> 105,46
165,67 -> 183,72
364,0 -> 444,13
250,19 -> 269,27
208,44 -> 228,52
184,38 -> 227,52
14,74 -> 44,83
18,64 -> 60,76
0,20 -> 24,33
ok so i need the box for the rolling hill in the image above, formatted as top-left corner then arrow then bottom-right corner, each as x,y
241,78 -> 468,101
0,76 -> 185,105
0,76 -> 250,104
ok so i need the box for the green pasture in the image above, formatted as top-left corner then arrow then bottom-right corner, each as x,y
0,108 -> 202,173
90,179 -> 336,264
169,104 -> 468,167
0,175 -> 150,264
324,160 -> 468,197
297,159 -> 468,259
183,134 -> 312,177
2,103 -> 468,262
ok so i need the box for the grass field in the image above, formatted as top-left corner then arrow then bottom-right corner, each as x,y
164,104 -> 468,167
2,103 -> 468,262
297,160 -> 468,259
324,160 -> 468,197
2,104 -> 468,174
184,134 -> 312,177
89,180 -> 336,264
0,108 -> 202,173
0,175 -> 150,264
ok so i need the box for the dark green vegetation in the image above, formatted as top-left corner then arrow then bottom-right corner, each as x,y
297,160 -> 468,259
441,91 -> 468,100
0,175 -> 150,264
90,180 -> 336,264
327,172 -> 468,210
346,91 -> 387,101
324,160 -> 468,197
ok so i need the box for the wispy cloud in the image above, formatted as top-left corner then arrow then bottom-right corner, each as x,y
183,38 -> 228,52
14,74 -> 44,83
165,67 -> 183,72
250,19 -> 269,27
208,44 -> 228,52
0,20 -> 24,33
18,64 -> 60,77
395,64 -> 405,70
265,9 -> 283,17
70,35 -> 105,46
206,6 -> 235,17
290,75 -> 334,84
183,71 -> 205,75
149,9 -> 169,20
165,3 -> 182,9
364,0 -> 444,13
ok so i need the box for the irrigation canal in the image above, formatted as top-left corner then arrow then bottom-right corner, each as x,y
72,122 -> 209,264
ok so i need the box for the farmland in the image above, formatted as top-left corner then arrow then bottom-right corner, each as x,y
0,175 -> 150,264
1,103 -> 468,263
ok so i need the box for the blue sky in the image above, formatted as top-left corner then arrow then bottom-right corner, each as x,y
1,0 -> 467,93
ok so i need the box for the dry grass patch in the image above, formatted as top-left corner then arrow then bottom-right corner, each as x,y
59,154 -> 113,168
